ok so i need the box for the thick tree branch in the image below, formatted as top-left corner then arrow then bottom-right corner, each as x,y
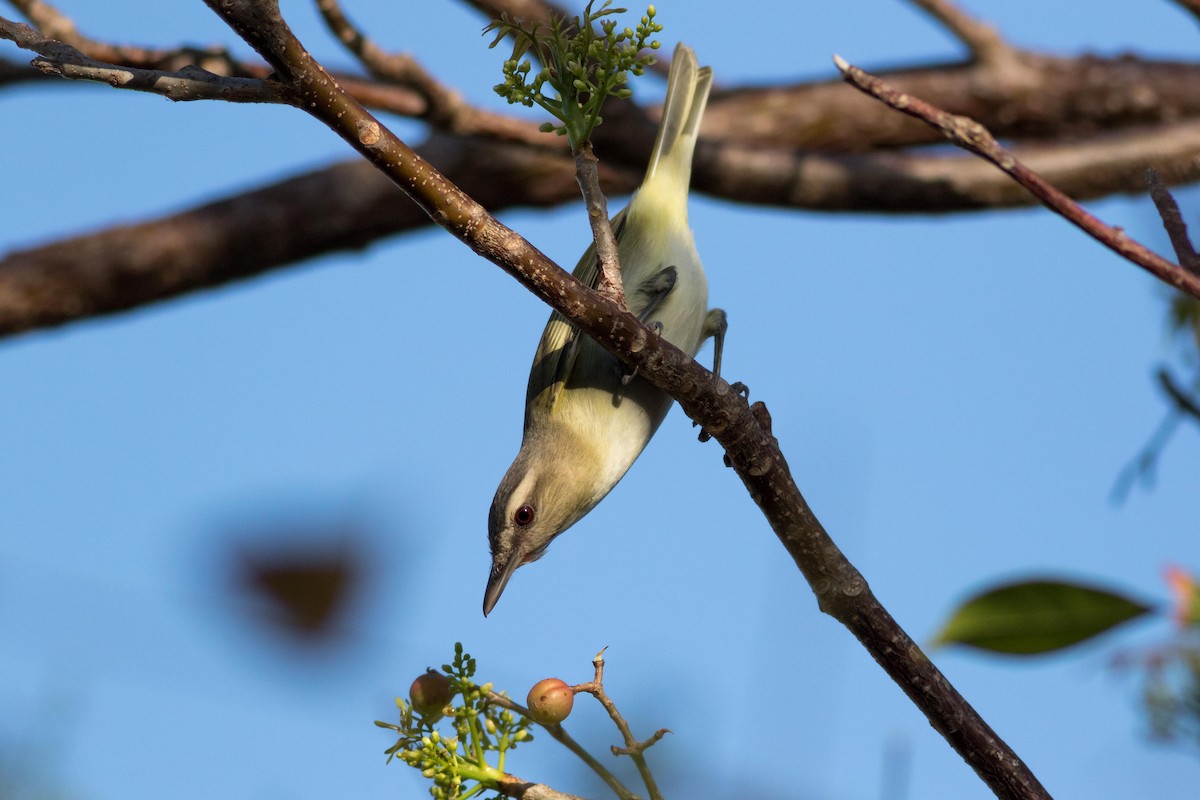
4,94 -> 1200,340
193,2 -> 1050,798
10,116 -> 1200,337
699,54 -> 1200,153
0,136 -> 613,337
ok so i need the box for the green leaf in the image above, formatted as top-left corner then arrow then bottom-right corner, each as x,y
933,578 -> 1154,655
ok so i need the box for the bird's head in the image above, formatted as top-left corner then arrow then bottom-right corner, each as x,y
483,441 -> 601,616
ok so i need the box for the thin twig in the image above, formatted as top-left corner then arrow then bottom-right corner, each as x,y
6,0 -> 548,143
1112,366 -> 1200,502
314,0 -> 467,127
833,55 -> 1200,302
0,17 -> 285,102
1147,168 -> 1200,275
1111,407 -> 1180,503
1158,367 -> 1200,422
571,650 -> 665,800
575,141 -> 626,304
8,0 -> 253,76
611,728 -> 670,757
487,691 -> 639,800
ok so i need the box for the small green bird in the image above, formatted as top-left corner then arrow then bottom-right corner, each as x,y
484,43 -> 726,616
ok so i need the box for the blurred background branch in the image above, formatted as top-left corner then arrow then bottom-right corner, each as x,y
8,0 -> 1200,335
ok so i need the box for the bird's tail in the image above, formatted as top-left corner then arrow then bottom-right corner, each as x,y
641,43 -> 711,198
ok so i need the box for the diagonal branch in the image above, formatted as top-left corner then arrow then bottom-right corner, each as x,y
196,1 -> 1051,798
834,55 -> 1200,302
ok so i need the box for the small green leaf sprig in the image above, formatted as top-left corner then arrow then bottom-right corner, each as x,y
485,1 -> 663,149
376,643 -> 532,800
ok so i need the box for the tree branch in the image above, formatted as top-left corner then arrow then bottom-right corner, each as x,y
4,0 -> 548,142
14,0 -> 1200,150
907,0 -> 1011,62
0,54 -> 46,86
11,109 -> 1200,340
834,55 -> 1200,301
487,689 -> 638,800
570,650 -> 665,800
0,17 -> 285,102
1147,168 -> 1200,275
0,135 -> 613,337
191,2 -> 1050,798
1158,367 -> 1200,422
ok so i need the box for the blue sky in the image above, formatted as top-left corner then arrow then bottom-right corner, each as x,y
3,1 -> 1200,798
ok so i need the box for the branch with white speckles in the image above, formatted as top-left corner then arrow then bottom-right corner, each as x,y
193,2 -> 1052,798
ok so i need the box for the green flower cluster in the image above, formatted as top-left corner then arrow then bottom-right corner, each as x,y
376,643 -> 532,800
485,1 -> 663,148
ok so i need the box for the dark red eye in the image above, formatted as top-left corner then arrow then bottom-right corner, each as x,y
514,504 -> 535,526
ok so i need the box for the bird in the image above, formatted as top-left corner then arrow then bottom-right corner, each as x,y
483,43 -> 725,616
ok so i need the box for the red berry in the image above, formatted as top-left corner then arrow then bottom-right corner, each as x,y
409,670 -> 453,716
526,678 -> 574,725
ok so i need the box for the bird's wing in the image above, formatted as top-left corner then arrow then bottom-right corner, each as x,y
525,211 -> 628,421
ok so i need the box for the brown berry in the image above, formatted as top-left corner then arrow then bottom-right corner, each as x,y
409,670 -> 453,716
526,677 -> 574,725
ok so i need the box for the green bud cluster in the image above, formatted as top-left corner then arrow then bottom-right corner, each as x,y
485,1 -> 663,149
375,643 -> 533,800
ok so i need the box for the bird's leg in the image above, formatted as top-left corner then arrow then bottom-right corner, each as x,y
695,308 -> 742,443
703,308 -> 728,379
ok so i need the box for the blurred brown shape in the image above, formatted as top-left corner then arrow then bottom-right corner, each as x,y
233,528 -> 368,643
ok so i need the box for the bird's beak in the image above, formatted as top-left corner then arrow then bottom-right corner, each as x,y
482,551 -> 523,617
